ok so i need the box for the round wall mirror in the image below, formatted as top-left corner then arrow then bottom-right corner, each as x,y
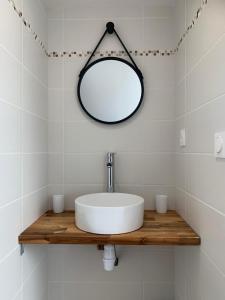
77,57 -> 144,124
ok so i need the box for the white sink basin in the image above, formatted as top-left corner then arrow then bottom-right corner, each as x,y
75,193 -> 144,234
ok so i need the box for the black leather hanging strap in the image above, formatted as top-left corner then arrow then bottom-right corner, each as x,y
79,22 -> 143,79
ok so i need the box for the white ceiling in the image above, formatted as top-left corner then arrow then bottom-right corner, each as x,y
42,0 -> 175,10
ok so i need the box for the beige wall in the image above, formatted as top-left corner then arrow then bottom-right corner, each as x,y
174,0 -> 225,299
0,1 -> 48,300
47,1 -> 175,299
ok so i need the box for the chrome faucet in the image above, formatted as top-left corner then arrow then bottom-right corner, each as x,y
106,152 -> 114,193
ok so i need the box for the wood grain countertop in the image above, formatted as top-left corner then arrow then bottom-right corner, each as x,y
18,210 -> 200,246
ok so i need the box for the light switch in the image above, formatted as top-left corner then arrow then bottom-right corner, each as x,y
215,132 -> 225,158
180,128 -> 186,147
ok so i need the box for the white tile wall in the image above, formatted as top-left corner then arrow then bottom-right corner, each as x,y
0,248 -> 22,300
48,245 -> 174,300
0,154 -> 21,206
0,200 -> 21,259
63,122 -> 174,153
174,0 -> 225,299
0,1 -> 48,300
0,0 -> 22,61
63,282 -> 142,300
22,154 -> 48,195
23,256 -> 48,300
4,0 -> 224,300
47,2 -> 175,300
22,68 -> 48,119
143,282 -> 174,300
0,47 -> 21,105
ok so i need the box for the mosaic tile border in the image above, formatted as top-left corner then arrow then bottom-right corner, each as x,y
48,49 -> 177,58
175,0 -> 208,52
8,0 -> 49,56
8,0 -> 208,58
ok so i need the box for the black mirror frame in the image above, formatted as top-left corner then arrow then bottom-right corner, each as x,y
77,56 -> 144,125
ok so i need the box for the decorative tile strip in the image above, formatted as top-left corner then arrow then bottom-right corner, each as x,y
48,49 -> 177,58
175,0 -> 208,52
7,0 -> 49,56
8,0 -> 208,58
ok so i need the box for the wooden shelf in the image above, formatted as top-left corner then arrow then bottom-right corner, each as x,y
18,210 -> 200,246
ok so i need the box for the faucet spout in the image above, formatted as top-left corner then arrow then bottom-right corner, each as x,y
106,152 -> 114,193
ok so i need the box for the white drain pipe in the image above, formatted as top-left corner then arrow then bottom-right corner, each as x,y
103,245 -> 116,271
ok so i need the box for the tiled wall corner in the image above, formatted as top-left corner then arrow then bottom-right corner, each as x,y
0,0 -> 48,300
174,0 -> 225,299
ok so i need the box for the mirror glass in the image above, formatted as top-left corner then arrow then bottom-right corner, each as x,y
77,58 -> 144,124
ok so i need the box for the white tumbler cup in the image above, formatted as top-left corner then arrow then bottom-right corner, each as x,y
53,195 -> 64,213
155,194 -> 168,214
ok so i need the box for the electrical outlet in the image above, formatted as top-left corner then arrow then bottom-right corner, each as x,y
215,132 -> 225,158
179,128 -> 186,147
